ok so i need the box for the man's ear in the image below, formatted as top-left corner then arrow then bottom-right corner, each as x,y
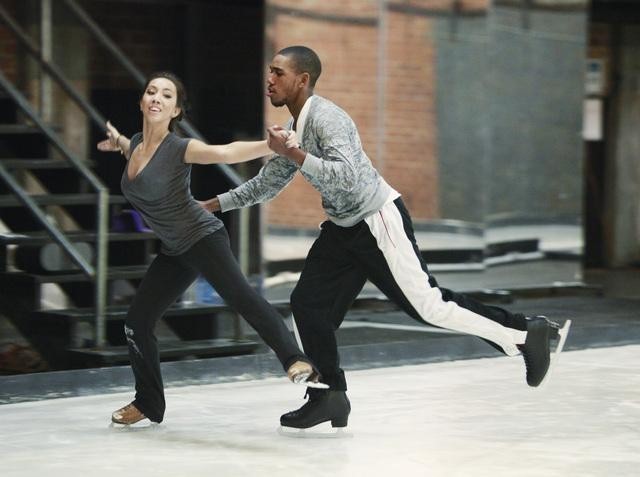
299,72 -> 310,88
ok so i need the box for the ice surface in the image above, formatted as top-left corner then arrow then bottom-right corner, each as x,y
1,345 -> 639,477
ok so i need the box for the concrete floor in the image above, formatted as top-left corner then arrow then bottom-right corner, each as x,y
1,344 -> 638,477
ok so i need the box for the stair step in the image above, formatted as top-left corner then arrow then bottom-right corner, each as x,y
68,338 -> 260,366
0,230 -> 157,246
0,193 -> 128,207
0,124 -> 42,134
1,158 -> 77,170
0,264 -> 150,284
31,299 -> 292,321
32,302 -> 240,322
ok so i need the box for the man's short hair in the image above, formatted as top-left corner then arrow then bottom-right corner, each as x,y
277,46 -> 322,87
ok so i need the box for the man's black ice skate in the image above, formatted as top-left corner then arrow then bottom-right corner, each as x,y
543,317 -> 562,340
519,316 -> 552,387
519,315 -> 572,388
280,389 -> 351,429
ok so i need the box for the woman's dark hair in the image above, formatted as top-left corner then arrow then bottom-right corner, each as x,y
141,71 -> 189,131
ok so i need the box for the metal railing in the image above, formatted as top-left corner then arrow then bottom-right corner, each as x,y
61,0 -> 252,340
0,3 -> 114,345
0,0 -> 252,345
61,0 -> 244,188
0,4 -> 107,128
0,68 -> 110,346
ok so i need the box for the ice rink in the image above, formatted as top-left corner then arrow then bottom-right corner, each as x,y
1,345 -> 638,477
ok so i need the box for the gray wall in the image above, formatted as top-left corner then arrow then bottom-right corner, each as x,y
434,5 -> 587,227
435,17 -> 489,224
608,25 -> 640,266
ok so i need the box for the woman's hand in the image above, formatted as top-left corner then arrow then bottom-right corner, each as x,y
267,126 -> 305,165
97,121 -> 123,153
267,125 -> 299,149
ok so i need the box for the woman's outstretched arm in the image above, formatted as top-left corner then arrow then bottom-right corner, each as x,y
184,138 -> 271,165
184,128 -> 298,165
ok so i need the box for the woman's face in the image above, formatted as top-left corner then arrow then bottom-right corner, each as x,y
140,77 -> 181,126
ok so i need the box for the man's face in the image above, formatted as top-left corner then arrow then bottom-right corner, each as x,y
266,54 -> 303,107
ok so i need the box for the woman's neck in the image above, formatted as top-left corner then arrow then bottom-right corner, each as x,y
141,122 -> 170,150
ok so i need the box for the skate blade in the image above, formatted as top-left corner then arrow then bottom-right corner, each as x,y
292,372 -> 329,389
539,319 -> 572,388
108,421 -> 159,431
554,319 -> 571,355
277,423 -> 353,439
298,380 -> 330,389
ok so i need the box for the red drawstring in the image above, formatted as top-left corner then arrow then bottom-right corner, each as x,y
378,211 -> 396,248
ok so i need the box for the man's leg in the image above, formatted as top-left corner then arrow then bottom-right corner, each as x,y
281,222 -> 365,429
290,222 -> 367,390
124,254 -> 198,423
358,198 -> 556,385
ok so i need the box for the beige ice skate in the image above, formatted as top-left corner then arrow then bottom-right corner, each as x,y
111,402 -> 146,425
287,361 -> 329,389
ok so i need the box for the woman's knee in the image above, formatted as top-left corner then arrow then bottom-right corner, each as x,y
124,307 -> 155,338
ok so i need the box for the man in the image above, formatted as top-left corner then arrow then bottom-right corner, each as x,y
201,46 -> 567,430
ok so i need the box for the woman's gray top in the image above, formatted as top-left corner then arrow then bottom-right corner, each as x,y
121,132 -> 223,255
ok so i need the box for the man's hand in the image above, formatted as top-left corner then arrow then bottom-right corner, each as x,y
196,197 -> 221,213
267,126 -> 305,165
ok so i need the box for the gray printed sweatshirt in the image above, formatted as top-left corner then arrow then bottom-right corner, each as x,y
218,95 -> 397,227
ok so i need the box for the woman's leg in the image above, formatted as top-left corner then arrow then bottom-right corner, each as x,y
182,230 -> 305,371
124,253 -> 198,422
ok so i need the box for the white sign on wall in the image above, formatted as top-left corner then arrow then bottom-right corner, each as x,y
583,98 -> 603,141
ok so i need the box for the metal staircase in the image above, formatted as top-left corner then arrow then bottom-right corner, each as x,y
0,1 -> 261,372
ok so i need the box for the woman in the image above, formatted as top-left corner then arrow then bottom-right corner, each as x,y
97,71 -> 319,426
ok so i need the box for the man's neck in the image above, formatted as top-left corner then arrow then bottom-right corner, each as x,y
289,92 -> 313,131
289,92 -> 313,122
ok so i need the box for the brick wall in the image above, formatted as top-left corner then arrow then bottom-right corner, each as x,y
383,8 -> 438,219
264,0 -> 489,229
0,0 -> 494,230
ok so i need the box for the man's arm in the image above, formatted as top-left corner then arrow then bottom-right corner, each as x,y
198,197 -> 221,213
203,155 -> 299,213
267,114 -> 359,192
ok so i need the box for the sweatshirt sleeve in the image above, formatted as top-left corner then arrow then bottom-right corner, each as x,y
297,111 -> 359,193
218,155 -> 298,212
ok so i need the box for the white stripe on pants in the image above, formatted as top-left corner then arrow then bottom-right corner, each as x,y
364,201 -> 525,356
